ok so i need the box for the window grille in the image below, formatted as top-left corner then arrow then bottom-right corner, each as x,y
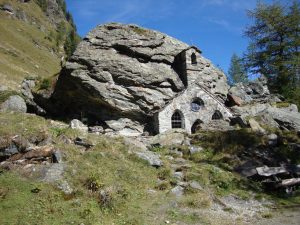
171,111 -> 183,128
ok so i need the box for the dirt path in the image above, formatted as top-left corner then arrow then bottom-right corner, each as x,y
255,208 -> 300,225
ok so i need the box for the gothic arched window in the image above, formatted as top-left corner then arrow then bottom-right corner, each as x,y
171,111 -> 184,129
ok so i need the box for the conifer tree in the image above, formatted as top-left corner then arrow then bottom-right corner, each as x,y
228,53 -> 247,84
244,0 -> 300,96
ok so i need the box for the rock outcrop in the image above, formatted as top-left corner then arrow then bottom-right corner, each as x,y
227,76 -> 277,106
0,95 -> 27,113
51,23 -> 229,133
229,77 -> 300,132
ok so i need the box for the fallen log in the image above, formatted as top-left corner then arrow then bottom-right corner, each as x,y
256,166 -> 288,177
276,178 -> 300,188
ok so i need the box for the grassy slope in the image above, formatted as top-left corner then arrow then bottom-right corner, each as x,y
0,113 -> 237,225
0,0 -> 61,89
0,113 -> 299,225
0,113 -> 168,225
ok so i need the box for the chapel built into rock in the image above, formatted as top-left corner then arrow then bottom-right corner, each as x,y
49,23 -> 233,135
154,47 -> 232,134
42,23 -> 300,136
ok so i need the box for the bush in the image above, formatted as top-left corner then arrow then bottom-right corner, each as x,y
39,78 -> 51,90
155,181 -> 169,190
35,0 -> 48,12
85,173 -> 103,192
157,167 -> 172,180
98,186 -> 129,210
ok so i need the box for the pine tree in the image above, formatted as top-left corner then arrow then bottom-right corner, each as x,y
244,0 -> 300,95
228,53 -> 247,84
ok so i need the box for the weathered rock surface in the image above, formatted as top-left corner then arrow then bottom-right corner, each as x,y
232,103 -> 300,131
21,79 -> 46,115
51,23 -> 229,133
135,150 -> 162,167
105,118 -> 144,136
248,118 -> 266,135
123,137 -> 162,167
0,95 -> 27,113
149,129 -> 186,147
70,119 -> 88,132
228,76 -> 272,105
170,185 -> 184,197
1,4 -> 14,13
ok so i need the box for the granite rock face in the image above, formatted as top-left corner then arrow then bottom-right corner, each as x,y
228,76 -> 272,105
52,23 -> 229,133
0,95 -> 27,113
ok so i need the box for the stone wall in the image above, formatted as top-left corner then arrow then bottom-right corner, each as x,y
156,86 -> 232,134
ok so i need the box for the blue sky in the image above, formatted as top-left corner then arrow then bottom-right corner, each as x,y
65,0 -> 290,74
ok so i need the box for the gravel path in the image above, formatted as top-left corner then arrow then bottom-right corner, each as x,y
255,209 -> 300,225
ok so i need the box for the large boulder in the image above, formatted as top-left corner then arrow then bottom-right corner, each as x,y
228,76 -> 273,105
0,95 -> 27,113
232,103 -> 300,131
21,79 -> 46,115
1,4 -> 14,13
51,23 -> 229,133
70,119 -> 88,132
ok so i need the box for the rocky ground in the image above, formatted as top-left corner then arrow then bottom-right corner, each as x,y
0,112 -> 299,224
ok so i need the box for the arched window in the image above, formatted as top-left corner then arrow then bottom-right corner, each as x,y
191,98 -> 204,112
191,53 -> 197,65
212,110 -> 223,120
171,111 -> 184,129
191,119 -> 203,134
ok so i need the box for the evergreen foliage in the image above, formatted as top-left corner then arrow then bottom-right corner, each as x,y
56,0 -> 67,16
228,53 -> 248,84
35,0 -> 47,12
64,29 -> 80,58
35,0 -> 81,59
244,0 -> 300,106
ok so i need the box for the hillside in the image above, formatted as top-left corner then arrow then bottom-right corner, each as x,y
0,113 -> 299,225
0,2 -> 299,224
0,0 -> 79,89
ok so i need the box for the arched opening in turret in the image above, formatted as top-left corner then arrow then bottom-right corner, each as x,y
191,119 -> 203,134
212,110 -> 223,120
191,53 -> 197,65
171,110 -> 184,129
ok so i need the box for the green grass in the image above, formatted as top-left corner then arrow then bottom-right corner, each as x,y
179,192 -> 212,208
0,112 -> 170,225
0,113 -> 299,224
272,102 -> 291,108
167,209 -> 204,224
0,0 -> 62,89
132,27 -> 149,36
0,90 -> 19,104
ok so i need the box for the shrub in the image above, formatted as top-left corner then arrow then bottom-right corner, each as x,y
155,181 -> 169,191
157,167 -> 172,180
39,78 -> 51,90
85,173 -> 103,192
132,27 -> 148,35
35,0 -> 48,12
98,186 -> 129,210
